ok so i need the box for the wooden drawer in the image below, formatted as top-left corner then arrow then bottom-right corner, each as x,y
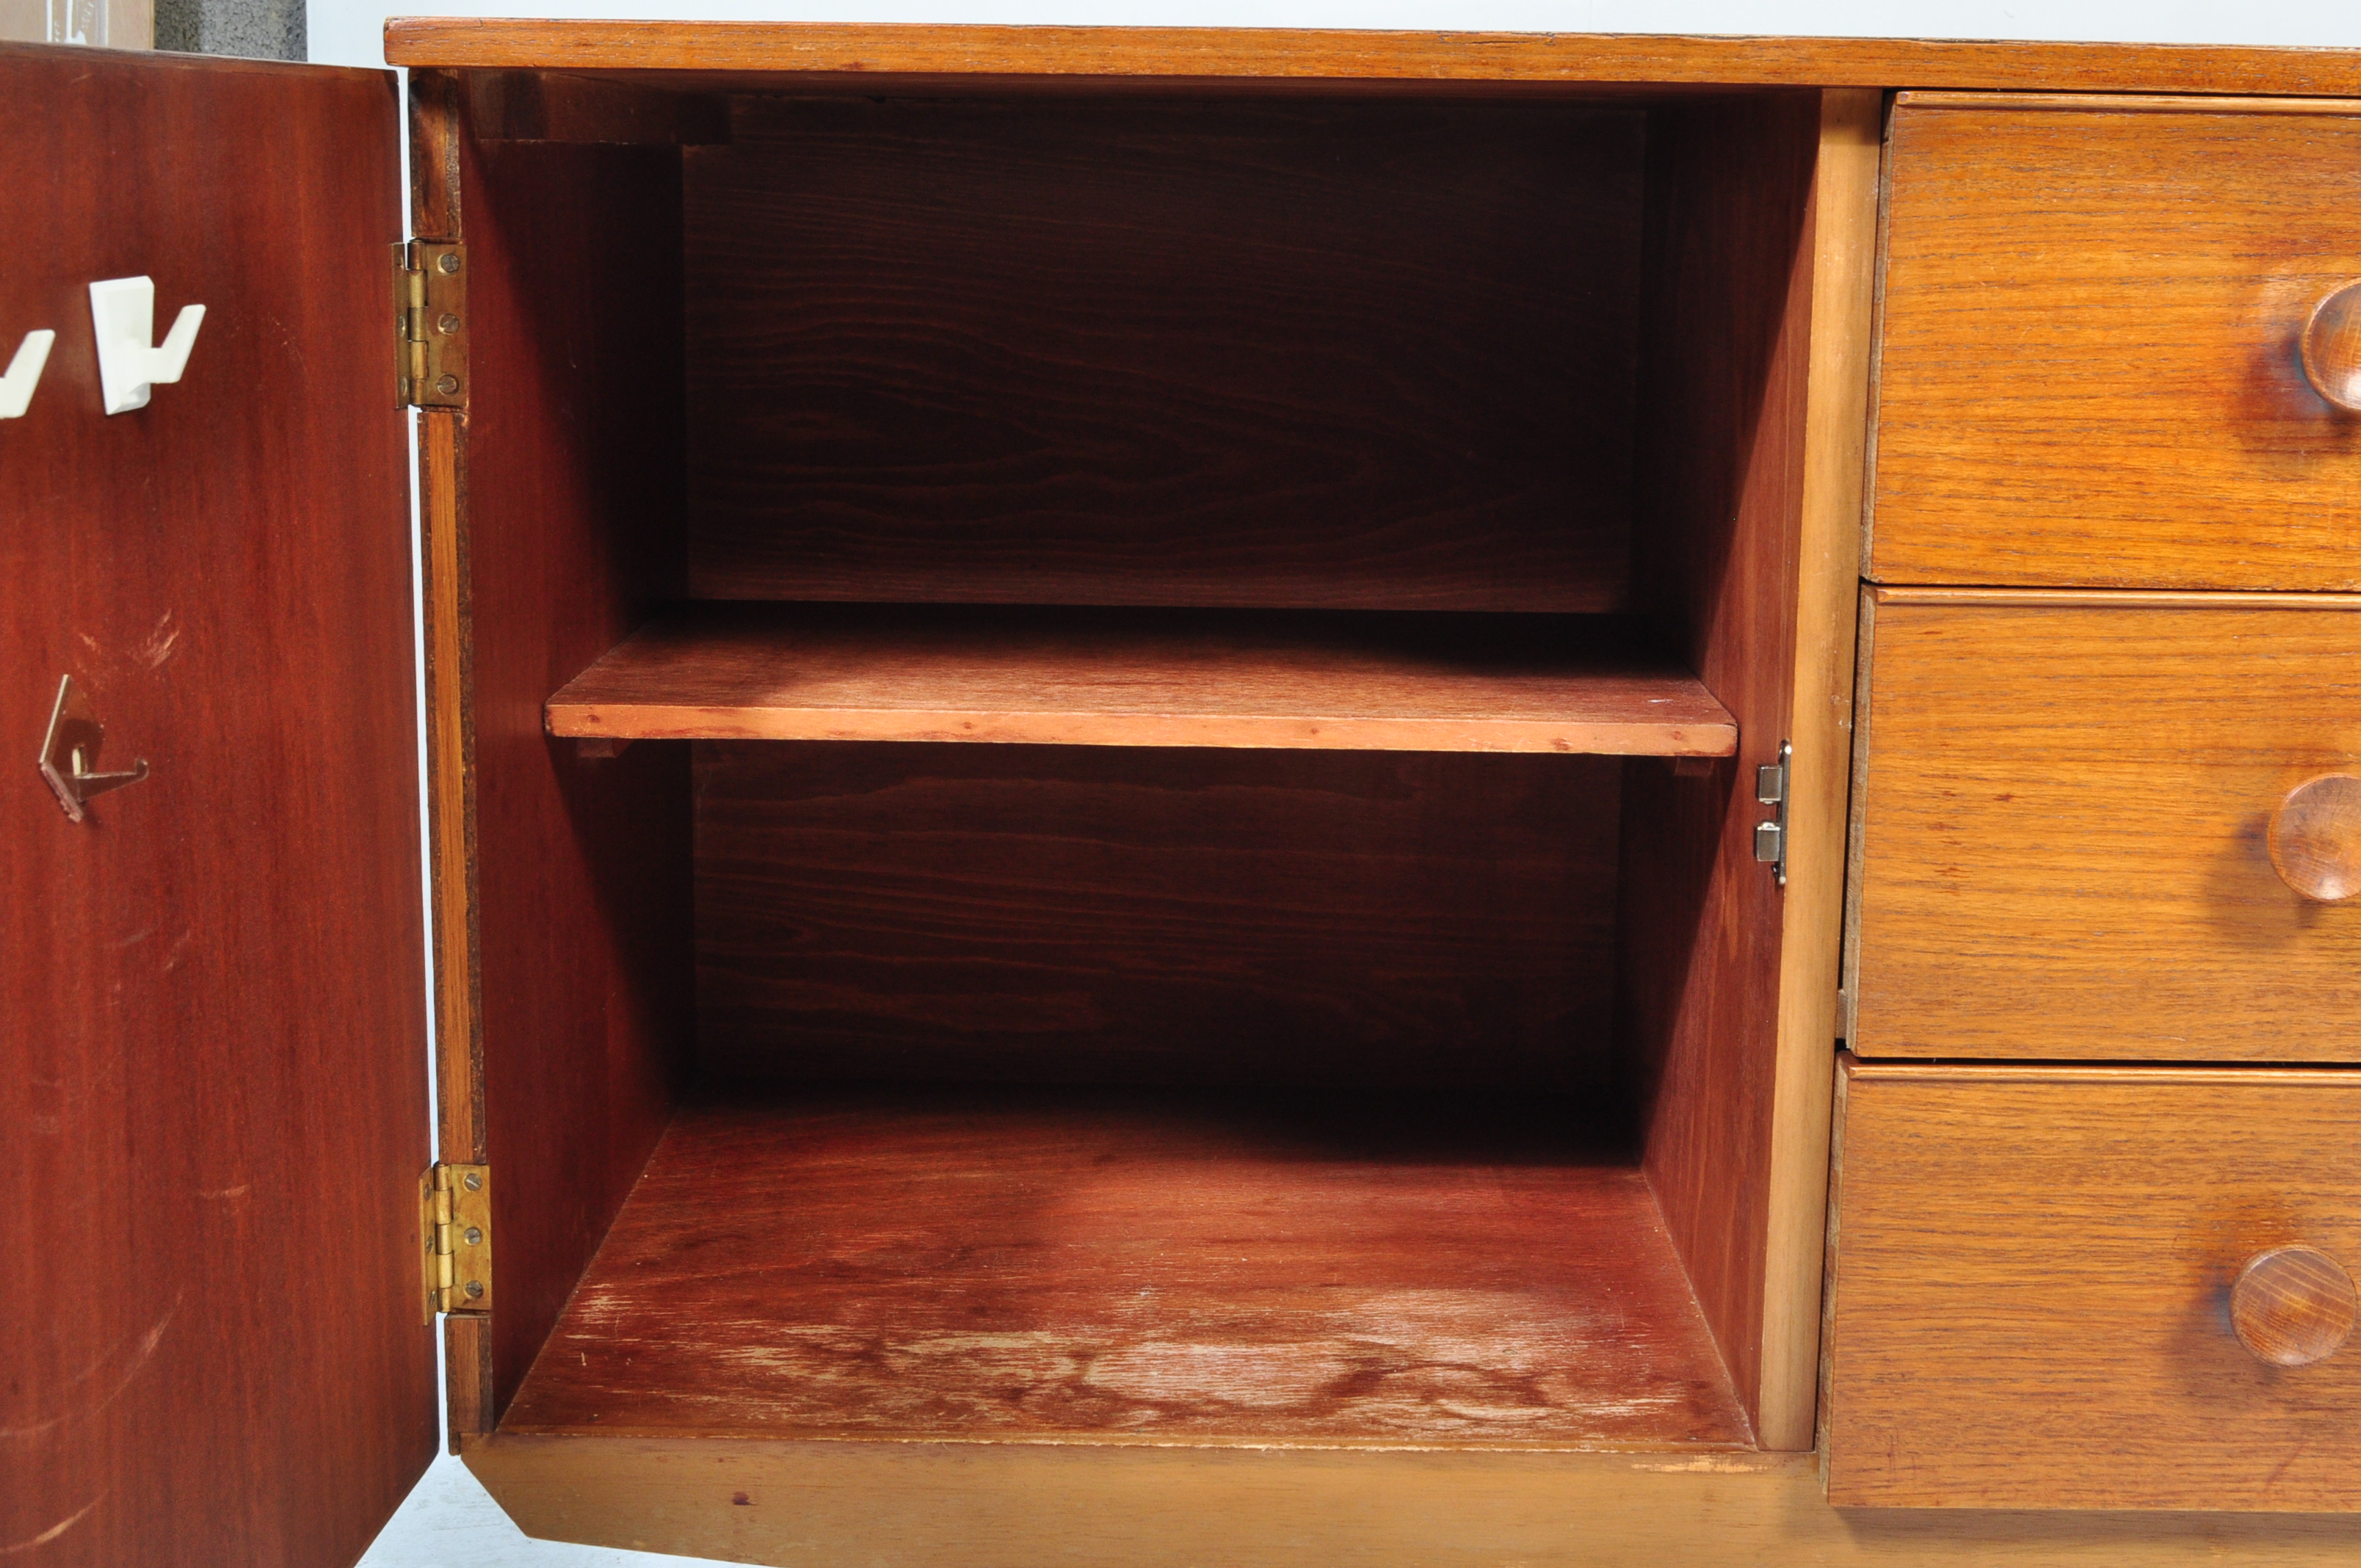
1824,1059 -> 2361,1510
1849,588 -> 2361,1061
1871,94 -> 2361,591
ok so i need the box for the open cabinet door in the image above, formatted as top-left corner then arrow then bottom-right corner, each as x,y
0,45 -> 432,1568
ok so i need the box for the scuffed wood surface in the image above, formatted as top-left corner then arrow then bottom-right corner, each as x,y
545,604 -> 1736,755
463,1434 -> 2361,1567
381,21 -> 2361,97
498,1095 -> 1752,1449
686,95 -> 1642,614
694,744 -> 1622,1089
0,44 -> 433,1567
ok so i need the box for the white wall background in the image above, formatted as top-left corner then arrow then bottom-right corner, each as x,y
322,0 -> 2361,1561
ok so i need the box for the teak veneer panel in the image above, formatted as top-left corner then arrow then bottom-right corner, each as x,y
1870,98 -> 2361,591
685,95 -> 1642,613
382,21 -> 2361,97
694,744 -> 1622,1090
0,46 -> 433,1567
1826,1060 -> 2361,1510
465,1438 -> 2361,1568
497,1095 -> 1750,1449
1849,590 -> 2361,1061
545,605 -> 1736,755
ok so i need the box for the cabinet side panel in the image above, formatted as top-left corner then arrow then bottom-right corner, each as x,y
454,116 -> 697,1422
1755,86 -> 1883,1451
0,46 -> 433,1568
1620,90 -> 1818,1432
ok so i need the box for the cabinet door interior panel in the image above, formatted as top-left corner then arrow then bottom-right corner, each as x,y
1826,1061 -> 2361,1510
1849,590 -> 2361,1061
1870,99 -> 2361,590
683,94 -> 1643,612
0,43 -> 432,1568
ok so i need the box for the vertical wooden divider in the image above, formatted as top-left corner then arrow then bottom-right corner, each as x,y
409,66 -> 495,1445
1754,87 -> 1884,1451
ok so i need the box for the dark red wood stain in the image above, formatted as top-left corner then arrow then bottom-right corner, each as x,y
0,45 -> 432,1568
694,744 -> 1624,1090
498,1095 -> 1752,1448
683,95 -> 1644,612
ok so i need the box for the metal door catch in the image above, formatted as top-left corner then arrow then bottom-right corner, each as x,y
40,675 -> 150,823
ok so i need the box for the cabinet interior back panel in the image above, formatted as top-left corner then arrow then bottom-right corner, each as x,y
683,95 -> 1645,611
694,744 -> 1623,1089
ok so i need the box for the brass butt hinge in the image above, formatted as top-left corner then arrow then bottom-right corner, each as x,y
1754,739 -> 1791,888
419,1162 -> 492,1322
394,240 -> 468,410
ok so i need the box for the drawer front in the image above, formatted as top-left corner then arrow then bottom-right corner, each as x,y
1871,95 -> 2361,591
1824,1059 -> 2361,1510
1850,589 -> 2361,1061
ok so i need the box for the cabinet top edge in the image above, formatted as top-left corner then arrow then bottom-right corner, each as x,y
380,21 -> 2361,97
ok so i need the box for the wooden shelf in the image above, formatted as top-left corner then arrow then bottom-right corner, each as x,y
545,604 -> 1736,755
498,1092 -> 1755,1449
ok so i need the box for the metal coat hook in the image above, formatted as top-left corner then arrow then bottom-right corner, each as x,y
40,675 -> 150,823
0,328 -> 54,419
89,276 -> 203,415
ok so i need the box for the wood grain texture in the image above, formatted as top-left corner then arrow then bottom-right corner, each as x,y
445,107 -> 697,1424
1617,91 -> 1816,1434
381,21 -> 2361,95
466,69 -> 728,145
496,1094 -> 1749,1448
683,95 -> 1641,613
2231,1246 -> 2360,1367
1849,590 -> 2361,1061
464,1436 -> 2361,1568
546,606 -> 1736,756
0,45 -> 433,1567
694,744 -> 1622,1090
1755,87 -> 1883,1454
1869,101 -> 2361,591
1825,1059 -> 2361,1509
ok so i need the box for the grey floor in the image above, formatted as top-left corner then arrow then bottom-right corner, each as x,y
358,1457 -> 725,1568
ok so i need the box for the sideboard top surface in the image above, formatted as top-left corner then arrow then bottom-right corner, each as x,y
382,20 -> 2361,97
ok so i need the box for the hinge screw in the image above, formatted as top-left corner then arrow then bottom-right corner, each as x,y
464,1226 -> 483,1245
462,1170 -> 483,1191
465,1280 -> 485,1299
437,252 -> 463,274
437,313 -> 461,335
435,374 -> 461,396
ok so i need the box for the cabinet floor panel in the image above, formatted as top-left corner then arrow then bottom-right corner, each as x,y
543,603 -> 1737,755
498,1091 -> 1753,1449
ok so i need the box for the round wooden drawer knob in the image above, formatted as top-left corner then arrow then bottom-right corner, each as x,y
2268,774 -> 2361,901
2301,280 -> 2361,413
2231,1246 -> 2358,1368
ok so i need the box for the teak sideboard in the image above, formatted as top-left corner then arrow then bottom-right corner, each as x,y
8,21 -> 2361,1567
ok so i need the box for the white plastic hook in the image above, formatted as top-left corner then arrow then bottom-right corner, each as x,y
0,329 -> 54,419
89,276 -> 204,415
